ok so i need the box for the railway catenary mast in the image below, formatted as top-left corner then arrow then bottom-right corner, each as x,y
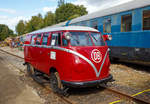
44,0 -> 150,63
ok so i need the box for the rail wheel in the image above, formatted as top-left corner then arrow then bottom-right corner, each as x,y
26,64 -> 35,77
50,72 -> 63,93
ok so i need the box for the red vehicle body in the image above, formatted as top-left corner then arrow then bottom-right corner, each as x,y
24,26 -> 112,88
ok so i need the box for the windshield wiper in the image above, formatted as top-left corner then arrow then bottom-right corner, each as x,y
91,35 -> 98,42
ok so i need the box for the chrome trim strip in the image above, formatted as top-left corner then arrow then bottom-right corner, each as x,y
53,46 -> 69,52
24,44 -> 108,77
96,49 -> 109,77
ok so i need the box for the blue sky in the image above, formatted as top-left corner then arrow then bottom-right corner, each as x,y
0,0 -> 76,17
0,0 -> 133,32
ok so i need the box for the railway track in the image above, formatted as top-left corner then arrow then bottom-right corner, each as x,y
100,85 -> 150,104
0,48 -> 150,104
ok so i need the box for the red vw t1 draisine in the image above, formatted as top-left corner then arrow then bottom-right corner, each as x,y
24,26 -> 113,93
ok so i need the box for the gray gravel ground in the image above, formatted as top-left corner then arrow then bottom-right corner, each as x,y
0,52 -> 44,104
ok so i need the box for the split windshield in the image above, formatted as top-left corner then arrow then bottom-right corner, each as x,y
70,32 -> 105,46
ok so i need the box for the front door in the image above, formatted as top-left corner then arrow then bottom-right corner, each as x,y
39,32 -> 62,74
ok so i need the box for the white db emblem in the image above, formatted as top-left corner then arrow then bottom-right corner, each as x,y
91,49 -> 102,63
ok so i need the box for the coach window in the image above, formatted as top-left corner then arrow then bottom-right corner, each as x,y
31,35 -> 36,45
42,33 -> 49,45
92,20 -> 98,29
86,20 -> 90,27
36,34 -> 42,45
81,21 -> 86,26
103,18 -> 111,33
121,14 -> 132,32
143,10 -> 150,30
51,33 -> 61,46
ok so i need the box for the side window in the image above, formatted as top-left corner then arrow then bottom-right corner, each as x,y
31,35 -> 36,45
42,33 -> 49,45
103,18 -> 111,33
62,38 -> 68,46
87,20 -> 90,27
121,14 -> 132,32
81,21 -> 86,26
92,20 -> 98,29
143,10 -> 150,30
36,34 -> 41,45
51,33 -> 61,46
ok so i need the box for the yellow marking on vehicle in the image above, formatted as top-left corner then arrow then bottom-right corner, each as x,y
109,89 -> 150,104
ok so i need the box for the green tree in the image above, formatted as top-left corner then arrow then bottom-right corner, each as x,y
68,14 -> 80,20
15,20 -> 26,35
25,21 -> 33,33
58,0 -> 65,7
25,13 -> 44,33
55,3 -> 88,23
0,24 -> 14,41
44,11 -> 55,27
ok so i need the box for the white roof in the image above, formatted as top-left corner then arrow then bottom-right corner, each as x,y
28,26 -> 98,34
70,0 -> 150,24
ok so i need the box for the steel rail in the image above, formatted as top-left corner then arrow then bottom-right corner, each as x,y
0,48 -> 149,104
100,85 -> 150,104
0,49 -> 23,59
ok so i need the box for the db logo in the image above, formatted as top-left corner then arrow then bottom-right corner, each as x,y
91,49 -> 102,63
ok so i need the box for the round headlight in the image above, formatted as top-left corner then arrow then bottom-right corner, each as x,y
108,35 -> 112,40
64,32 -> 71,40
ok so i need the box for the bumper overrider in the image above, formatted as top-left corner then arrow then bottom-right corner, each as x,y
61,74 -> 113,88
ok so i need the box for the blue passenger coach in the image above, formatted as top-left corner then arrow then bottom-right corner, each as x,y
65,0 -> 150,62
44,0 -> 150,62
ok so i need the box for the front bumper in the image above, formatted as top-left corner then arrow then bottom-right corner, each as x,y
61,74 -> 113,88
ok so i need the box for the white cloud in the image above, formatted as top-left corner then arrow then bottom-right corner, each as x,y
42,6 -> 56,13
0,8 -> 16,14
0,16 -> 30,31
73,0 -> 134,13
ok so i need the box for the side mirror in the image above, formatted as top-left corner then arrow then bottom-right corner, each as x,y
103,35 -> 112,41
64,32 -> 71,40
